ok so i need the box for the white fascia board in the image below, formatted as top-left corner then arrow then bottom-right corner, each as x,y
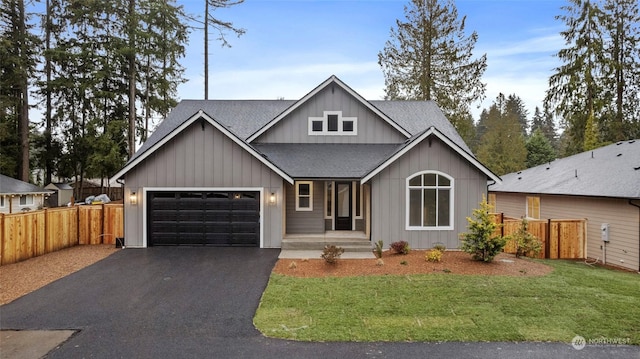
246,75 -> 411,143
361,127 -> 502,184
110,110 -> 294,184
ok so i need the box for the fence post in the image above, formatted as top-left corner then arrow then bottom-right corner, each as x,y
545,219 -> 551,259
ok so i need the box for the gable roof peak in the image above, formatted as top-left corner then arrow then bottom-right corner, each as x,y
246,75 -> 411,142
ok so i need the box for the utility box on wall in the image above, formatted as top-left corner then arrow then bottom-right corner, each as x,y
601,223 -> 610,242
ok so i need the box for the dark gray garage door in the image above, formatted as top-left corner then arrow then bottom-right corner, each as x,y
147,191 -> 260,246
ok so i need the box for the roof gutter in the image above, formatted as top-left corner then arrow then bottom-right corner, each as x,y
628,199 -> 640,273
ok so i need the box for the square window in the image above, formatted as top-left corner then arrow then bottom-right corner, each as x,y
343,121 -> 354,132
327,114 -> 338,132
19,195 -> 33,206
312,120 -> 323,132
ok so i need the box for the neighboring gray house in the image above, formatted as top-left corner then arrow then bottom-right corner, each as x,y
110,76 -> 499,250
489,140 -> 640,272
0,174 -> 52,214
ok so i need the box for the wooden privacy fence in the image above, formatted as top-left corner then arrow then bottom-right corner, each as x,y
493,213 -> 587,259
0,204 -> 123,266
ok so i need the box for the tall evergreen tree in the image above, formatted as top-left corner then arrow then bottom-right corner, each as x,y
602,0 -> 640,141
526,128 -> 556,168
546,0 -> 640,153
37,0 -> 188,189
505,94 -> 529,135
378,0 -> 487,140
0,0 -> 38,181
476,93 -> 527,175
530,106 -> 558,149
545,0 -> 606,155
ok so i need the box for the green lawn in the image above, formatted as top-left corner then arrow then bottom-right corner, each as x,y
253,260 -> 640,343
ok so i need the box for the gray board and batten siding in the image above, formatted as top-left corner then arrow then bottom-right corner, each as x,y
284,181 -> 326,234
123,119 -> 285,248
370,135 -> 488,250
253,84 -> 407,144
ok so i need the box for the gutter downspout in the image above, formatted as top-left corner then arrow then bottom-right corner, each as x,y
628,199 -> 640,273
487,180 -> 497,210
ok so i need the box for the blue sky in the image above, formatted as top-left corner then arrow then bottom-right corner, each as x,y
177,0 -> 566,121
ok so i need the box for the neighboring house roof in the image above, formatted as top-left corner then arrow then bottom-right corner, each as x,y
254,144 -> 400,179
111,75 -> 495,184
489,139 -> 640,199
45,182 -> 73,191
0,174 -> 52,195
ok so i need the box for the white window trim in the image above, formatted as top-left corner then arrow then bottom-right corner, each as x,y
353,181 -> 363,220
525,196 -> 540,219
308,111 -> 357,136
324,181 -> 333,219
296,181 -> 313,211
19,195 -> 34,206
405,170 -> 454,231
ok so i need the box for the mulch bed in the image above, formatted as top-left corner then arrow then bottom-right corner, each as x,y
273,250 -> 553,278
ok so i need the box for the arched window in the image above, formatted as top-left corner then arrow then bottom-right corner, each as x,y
406,171 -> 454,230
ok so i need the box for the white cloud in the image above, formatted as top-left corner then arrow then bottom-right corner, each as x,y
178,61 -> 384,100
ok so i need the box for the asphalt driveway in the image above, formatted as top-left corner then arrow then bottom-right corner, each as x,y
1,247 -> 637,358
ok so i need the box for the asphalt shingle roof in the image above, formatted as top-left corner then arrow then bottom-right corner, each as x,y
254,144 -> 400,178
0,174 -> 52,195
118,77 -> 481,181
489,140 -> 640,199
129,99 -> 471,164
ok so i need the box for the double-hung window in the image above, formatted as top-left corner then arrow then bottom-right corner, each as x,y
296,181 -> 313,211
406,171 -> 453,230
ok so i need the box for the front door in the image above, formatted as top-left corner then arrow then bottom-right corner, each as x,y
335,182 -> 352,230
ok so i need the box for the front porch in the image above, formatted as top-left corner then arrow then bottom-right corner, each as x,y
280,231 -> 375,259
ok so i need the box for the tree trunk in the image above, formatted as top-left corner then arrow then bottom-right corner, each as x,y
204,0 -> 209,100
17,0 -> 29,182
45,0 -> 53,184
127,0 -> 136,159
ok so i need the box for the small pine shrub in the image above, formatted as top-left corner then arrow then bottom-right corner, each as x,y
390,240 -> 410,255
400,260 -> 408,266
432,243 -> 447,252
321,245 -> 344,264
373,240 -> 384,258
288,261 -> 297,269
425,249 -> 443,262
459,196 -> 507,262
507,218 -> 543,258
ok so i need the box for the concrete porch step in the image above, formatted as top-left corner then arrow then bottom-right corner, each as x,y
282,232 -> 372,252
281,239 -> 373,252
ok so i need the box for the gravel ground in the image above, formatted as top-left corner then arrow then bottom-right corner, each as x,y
0,245 -> 118,305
